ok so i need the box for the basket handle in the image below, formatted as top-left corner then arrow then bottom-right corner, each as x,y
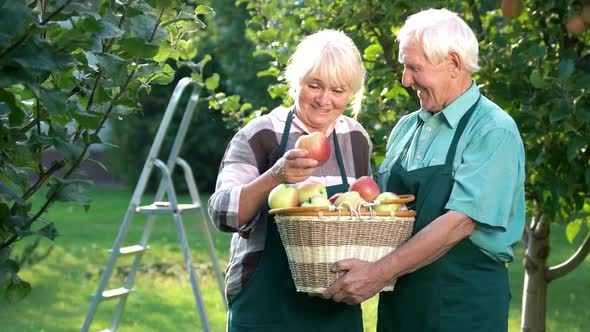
374,194 -> 415,205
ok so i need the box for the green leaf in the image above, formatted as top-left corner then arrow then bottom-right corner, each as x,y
364,43 -> 383,62
150,64 -> 175,85
205,73 -> 220,90
126,14 -> 157,40
94,53 -> 128,86
7,106 -> 25,127
558,59 -> 575,80
5,274 -> 31,303
195,5 -> 215,15
37,87 -> 68,117
256,66 -> 280,78
565,220 -> 581,243
118,37 -> 160,60
52,138 -> 84,161
36,223 -> 58,241
530,69 -> 545,89
566,137 -> 586,162
0,1 -> 33,48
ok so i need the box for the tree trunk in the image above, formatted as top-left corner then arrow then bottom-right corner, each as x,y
521,214 -> 550,332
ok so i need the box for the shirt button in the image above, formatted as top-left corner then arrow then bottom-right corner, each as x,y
426,126 -> 432,132
416,154 -> 422,160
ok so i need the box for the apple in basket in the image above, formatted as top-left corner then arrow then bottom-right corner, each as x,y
294,132 -> 331,166
334,191 -> 367,211
349,176 -> 381,202
328,192 -> 342,204
268,184 -> 298,209
301,195 -> 332,207
373,192 -> 400,212
297,181 -> 327,206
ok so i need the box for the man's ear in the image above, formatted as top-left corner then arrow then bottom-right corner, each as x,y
447,51 -> 463,78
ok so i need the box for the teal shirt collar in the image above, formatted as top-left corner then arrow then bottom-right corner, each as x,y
417,80 -> 480,128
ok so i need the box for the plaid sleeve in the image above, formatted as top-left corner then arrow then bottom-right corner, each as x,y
207,130 -> 261,233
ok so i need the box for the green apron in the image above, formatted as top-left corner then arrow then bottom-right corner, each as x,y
228,111 -> 363,332
377,98 -> 510,332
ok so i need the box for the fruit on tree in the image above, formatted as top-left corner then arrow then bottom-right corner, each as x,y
566,15 -> 587,35
268,184 -> 298,209
501,0 -> 523,18
294,132 -> 331,166
349,176 -> 380,202
373,192 -> 401,212
296,181 -> 327,205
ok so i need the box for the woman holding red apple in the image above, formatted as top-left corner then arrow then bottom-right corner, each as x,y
208,29 -> 373,331
322,9 -> 526,332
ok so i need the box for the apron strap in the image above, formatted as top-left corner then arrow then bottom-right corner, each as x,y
277,110 -> 294,158
278,110 -> 348,187
332,129 -> 349,188
444,95 -> 481,165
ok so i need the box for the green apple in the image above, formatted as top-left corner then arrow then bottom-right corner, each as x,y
297,181 -> 327,205
268,184 -> 299,209
301,194 -> 332,207
334,191 -> 366,211
373,192 -> 400,212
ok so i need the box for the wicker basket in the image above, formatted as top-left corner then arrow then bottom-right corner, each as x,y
269,195 -> 415,294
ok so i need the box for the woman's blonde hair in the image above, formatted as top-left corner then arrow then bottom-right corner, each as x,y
284,29 -> 366,118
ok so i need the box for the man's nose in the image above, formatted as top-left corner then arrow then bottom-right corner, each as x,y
401,68 -> 413,87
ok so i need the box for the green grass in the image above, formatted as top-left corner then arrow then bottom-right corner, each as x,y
1,187 -> 588,331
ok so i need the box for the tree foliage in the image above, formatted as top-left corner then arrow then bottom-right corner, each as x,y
0,0 -> 224,302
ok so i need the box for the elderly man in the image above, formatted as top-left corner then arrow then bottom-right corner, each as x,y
323,8 -> 525,332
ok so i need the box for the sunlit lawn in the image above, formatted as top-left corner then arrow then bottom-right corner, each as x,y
1,187 -> 588,331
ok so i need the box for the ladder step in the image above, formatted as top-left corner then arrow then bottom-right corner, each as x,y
113,245 -> 149,255
101,287 -> 132,300
135,202 -> 200,215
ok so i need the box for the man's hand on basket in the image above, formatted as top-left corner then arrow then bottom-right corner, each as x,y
271,149 -> 318,184
321,258 -> 388,305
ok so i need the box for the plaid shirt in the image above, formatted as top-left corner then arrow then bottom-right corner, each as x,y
208,106 -> 372,302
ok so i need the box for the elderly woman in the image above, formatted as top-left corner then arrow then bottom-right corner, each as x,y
208,29 -> 372,331
322,9 -> 525,332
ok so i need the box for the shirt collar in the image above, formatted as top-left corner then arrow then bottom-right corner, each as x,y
417,80 -> 480,129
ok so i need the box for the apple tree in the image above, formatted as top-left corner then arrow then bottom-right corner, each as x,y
0,0 -> 240,302
224,0 -> 590,331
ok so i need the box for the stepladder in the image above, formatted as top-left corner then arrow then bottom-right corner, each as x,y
81,77 -> 227,332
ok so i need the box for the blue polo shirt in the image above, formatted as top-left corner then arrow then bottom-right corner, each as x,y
378,81 -> 525,262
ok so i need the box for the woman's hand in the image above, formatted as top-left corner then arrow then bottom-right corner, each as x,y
271,149 -> 319,184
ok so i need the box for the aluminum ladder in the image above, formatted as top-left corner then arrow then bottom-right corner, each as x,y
81,77 -> 227,332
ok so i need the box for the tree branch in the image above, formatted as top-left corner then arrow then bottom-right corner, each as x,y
467,0 -> 483,37
22,160 -> 65,200
546,231 -> 590,281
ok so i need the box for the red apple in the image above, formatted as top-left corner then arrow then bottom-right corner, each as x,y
566,15 -> 587,35
349,176 -> 380,202
294,132 -> 331,166
268,184 -> 298,209
296,181 -> 327,206
328,192 -> 342,204
501,0 -> 523,19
